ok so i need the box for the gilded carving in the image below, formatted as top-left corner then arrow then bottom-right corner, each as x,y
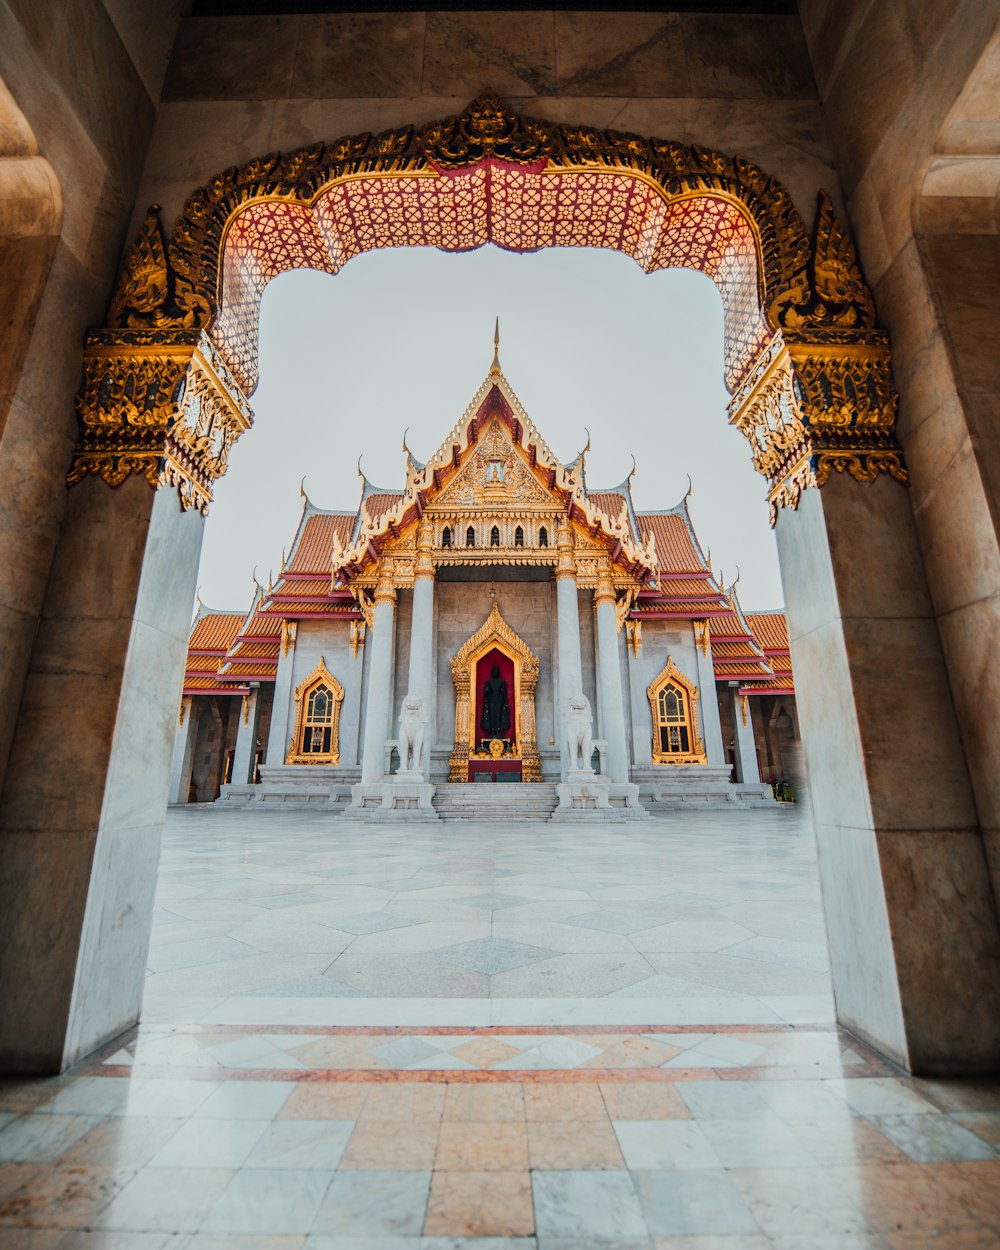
730,336 -> 904,526
80,96 -> 903,523
772,192 -> 876,334
349,619 -> 366,658
280,619 -> 297,656
68,327 -> 252,512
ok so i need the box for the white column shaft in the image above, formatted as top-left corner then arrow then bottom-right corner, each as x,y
595,597 -> 629,782
556,574 -> 584,777
266,635 -> 296,764
231,687 -> 261,784
406,575 -> 434,770
731,688 -> 761,783
168,698 -> 197,803
693,634 -> 726,767
361,596 -> 396,782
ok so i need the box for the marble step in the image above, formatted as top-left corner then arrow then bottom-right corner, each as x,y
433,783 -> 559,820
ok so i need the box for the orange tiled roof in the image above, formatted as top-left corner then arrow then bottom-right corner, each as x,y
747,611 -> 789,652
188,612 -> 245,654
183,674 -> 235,692
287,513 -> 355,575
363,492 -> 404,524
219,661 -> 277,678
268,578 -> 334,598
589,491 -> 627,521
636,512 -> 705,573
227,640 -> 279,659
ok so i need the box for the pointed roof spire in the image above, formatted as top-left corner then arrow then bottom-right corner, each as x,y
490,317 -> 501,375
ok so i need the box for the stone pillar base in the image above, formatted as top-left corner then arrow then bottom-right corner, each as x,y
551,777 -> 647,822
346,779 -> 440,821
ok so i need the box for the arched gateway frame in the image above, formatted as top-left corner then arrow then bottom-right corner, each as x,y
5,96 -> 999,1078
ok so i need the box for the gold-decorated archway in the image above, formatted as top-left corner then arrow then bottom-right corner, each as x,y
71,93 -> 903,521
449,601 -> 540,784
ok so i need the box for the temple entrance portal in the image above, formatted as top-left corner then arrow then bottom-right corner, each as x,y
449,601 -> 540,783
3,95 -> 999,1081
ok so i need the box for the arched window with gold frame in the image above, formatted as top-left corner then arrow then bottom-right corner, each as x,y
646,657 -> 706,765
286,658 -> 345,765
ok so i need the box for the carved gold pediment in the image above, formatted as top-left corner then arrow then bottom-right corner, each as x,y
432,419 -> 554,510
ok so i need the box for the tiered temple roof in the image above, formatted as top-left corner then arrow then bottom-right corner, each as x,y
181,356 -> 794,699
217,586 -> 281,685
746,611 -> 795,695
182,605 -> 247,695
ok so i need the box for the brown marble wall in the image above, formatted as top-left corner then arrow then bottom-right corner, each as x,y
799,0 -> 1000,894
0,0 -> 184,798
136,9 -> 835,231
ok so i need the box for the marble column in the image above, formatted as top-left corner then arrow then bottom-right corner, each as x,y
594,574 -> 629,783
730,687 -> 761,783
231,686 -> 262,785
265,623 -> 296,765
776,473 -> 1000,1073
360,568 -> 397,783
555,517 -> 585,776
0,477 -> 204,1073
692,622 -> 726,767
404,525 -> 435,773
168,697 -> 197,804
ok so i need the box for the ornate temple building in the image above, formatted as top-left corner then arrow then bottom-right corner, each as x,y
171,343 -> 798,819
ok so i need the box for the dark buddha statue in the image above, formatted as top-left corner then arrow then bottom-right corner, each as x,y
481,664 -> 510,737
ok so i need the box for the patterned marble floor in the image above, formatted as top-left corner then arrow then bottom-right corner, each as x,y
144,804 -> 834,1029
2,806 -> 998,1246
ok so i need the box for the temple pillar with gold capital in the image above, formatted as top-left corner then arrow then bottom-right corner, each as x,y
594,572 -> 629,784
359,569 -> 397,783
403,522 -> 435,775
554,517 -> 586,778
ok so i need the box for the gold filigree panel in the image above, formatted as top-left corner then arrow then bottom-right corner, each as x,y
68,327 -> 252,512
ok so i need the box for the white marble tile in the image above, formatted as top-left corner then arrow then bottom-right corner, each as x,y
613,1120 -> 722,1169
200,1166 -> 333,1234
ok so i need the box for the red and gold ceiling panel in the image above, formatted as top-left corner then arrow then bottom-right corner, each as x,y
214,162 -> 772,395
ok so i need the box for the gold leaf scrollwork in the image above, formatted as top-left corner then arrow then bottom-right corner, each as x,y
418,93 -> 555,170
67,328 -> 253,513
770,191 -> 876,334
730,335 -> 905,527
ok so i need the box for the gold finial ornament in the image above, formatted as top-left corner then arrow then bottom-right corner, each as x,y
490,317 -> 501,375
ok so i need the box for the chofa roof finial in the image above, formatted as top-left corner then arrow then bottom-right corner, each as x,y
490,316 -> 501,375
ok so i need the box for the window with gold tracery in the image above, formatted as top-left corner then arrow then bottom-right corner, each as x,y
286,660 -> 344,765
647,657 -> 706,765
302,684 -> 335,755
655,683 -> 691,755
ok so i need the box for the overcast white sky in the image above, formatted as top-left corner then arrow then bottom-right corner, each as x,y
197,244 -> 784,612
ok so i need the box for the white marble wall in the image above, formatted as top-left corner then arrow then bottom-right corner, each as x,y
285,619 -> 364,769
626,621 -> 702,768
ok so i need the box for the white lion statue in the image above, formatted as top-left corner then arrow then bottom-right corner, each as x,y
397,694 -> 425,772
565,692 -> 594,773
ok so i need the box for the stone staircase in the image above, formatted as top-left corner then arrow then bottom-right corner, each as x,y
432,782 -> 559,822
